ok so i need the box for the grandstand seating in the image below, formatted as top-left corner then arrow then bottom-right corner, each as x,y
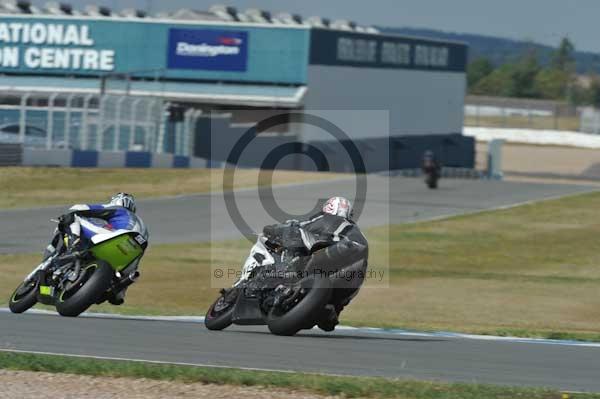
0,1 -> 379,33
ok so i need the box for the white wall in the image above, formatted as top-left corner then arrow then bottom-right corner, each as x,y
464,126 -> 600,149
23,148 -> 71,166
303,65 -> 466,140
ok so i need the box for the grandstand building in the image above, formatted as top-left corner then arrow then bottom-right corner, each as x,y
0,1 -> 473,171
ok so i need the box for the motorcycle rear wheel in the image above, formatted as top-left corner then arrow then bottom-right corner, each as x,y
426,175 -> 438,189
55,261 -> 113,317
267,276 -> 332,336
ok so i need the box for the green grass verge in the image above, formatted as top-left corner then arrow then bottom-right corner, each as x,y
0,167 -> 341,209
0,351 -> 593,399
349,190 -> 600,340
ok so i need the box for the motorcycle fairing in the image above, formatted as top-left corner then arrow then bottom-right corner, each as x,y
231,294 -> 266,325
90,233 -> 145,271
235,236 -> 274,286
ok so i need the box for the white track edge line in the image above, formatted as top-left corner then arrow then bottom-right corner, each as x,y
0,348 -> 312,375
401,186 -> 599,226
2,308 -> 600,348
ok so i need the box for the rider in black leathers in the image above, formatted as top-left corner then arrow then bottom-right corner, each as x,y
263,197 -> 368,332
421,150 -> 441,175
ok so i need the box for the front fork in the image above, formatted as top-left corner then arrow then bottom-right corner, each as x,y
27,229 -> 65,283
25,250 -> 83,285
24,255 -> 56,283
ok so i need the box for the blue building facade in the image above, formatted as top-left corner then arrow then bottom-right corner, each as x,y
0,16 -> 310,84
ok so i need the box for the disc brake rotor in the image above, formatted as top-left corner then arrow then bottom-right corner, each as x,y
213,297 -> 230,313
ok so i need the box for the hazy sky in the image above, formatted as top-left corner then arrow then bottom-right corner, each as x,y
30,0 -> 600,53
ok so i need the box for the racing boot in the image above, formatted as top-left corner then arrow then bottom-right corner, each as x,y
108,287 -> 128,306
317,304 -> 339,332
107,270 -> 140,305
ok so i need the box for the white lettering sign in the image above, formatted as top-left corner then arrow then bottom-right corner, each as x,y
381,42 -> 410,65
0,23 -> 94,46
414,45 -> 449,67
176,42 -> 240,57
0,22 -> 114,72
22,47 -> 114,71
0,46 -> 19,67
337,37 -> 377,63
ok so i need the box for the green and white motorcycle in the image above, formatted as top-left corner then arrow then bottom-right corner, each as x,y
8,215 -> 149,317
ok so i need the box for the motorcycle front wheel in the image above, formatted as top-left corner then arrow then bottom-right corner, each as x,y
8,277 -> 39,314
267,276 -> 332,336
55,261 -> 113,317
205,290 -> 237,331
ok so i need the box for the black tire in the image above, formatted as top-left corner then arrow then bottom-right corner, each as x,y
426,175 -> 438,189
55,261 -> 113,318
9,278 -> 39,314
205,294 -> 236,331
267,276 -> 332,336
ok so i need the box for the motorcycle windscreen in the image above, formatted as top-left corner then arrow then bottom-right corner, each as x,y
90,234 -> 144,271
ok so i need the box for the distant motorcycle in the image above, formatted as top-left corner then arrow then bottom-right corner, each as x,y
9,215 -> 148,317
205,229 -> 368,336
422,156 -> 440,189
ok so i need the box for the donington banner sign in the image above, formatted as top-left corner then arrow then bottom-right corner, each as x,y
167,28 -> 248,71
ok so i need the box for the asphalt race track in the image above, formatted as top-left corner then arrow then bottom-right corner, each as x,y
1,312 -> 600,391
1,176 -> 599,391
0,175 -> 595,253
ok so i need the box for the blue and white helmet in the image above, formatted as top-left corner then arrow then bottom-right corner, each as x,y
109,193 -> 136,213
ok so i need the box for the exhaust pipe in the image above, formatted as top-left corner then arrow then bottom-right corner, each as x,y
114,271 -> 140,292
128,271 -> 140,282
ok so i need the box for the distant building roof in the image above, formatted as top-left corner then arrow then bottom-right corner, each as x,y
0,75 -> 307,107
0,2 -> 380,34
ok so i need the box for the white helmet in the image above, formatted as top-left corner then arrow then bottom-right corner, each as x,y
109,193 -> 136,213
322,197 -> 353,219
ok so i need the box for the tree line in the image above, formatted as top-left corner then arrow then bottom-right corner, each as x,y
468,37 -> 600,107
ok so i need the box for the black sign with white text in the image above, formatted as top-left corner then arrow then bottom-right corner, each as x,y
309,28 -> 467,72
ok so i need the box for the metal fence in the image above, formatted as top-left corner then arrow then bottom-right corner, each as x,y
0,92 -> 201,156
0,143 -> 22,166
580,107 -> 600,135
464,95 -> 581,131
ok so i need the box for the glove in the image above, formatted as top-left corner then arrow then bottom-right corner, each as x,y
58,213 -> 75,233
63,233 -> 86,254
263,224 -> 278,241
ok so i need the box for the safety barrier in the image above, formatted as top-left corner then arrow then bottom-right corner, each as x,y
196,115 -> 476,173
0,143 -> 23,166
22,148 -> 208,169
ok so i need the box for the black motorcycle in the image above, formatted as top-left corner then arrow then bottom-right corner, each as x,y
423,158 -> 440,189
205,229 -> 367,336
